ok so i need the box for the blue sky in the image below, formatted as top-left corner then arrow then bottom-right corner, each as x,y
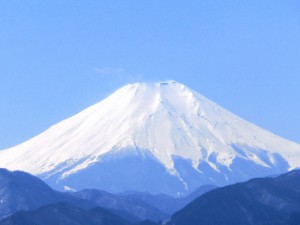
0,1 -> 300,148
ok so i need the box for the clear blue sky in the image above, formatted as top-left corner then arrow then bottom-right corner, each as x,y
0,1 -> 300,149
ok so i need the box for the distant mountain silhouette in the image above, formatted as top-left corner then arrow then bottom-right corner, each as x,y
0,168 -> 155,223
119,185 -> 216,215
0,168 -> 95,220
168,170 -> 300,225
0,203 -> 131,225
71,189 -> 168,222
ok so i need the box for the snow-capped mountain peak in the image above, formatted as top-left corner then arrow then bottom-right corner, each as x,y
0,81 -> 299,195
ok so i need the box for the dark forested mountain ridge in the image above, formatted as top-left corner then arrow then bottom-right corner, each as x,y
168,170 -> 300,225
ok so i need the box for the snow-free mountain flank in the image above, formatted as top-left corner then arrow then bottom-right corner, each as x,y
0,81 -> 299,196
167,170 -> 300,225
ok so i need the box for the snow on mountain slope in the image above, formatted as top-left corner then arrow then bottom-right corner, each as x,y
0,81 -> 299,196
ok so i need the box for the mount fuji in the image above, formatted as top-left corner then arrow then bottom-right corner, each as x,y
0,81 -> 299,196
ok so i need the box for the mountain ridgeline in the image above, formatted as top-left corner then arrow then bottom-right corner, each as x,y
0,203 -> 131,225
0,168 -> 96,220
1,168 -> 300,225
168,170 -> 300,225
0,168 -> 167,223
0,81 -> 299,196
0,168 -> 214,224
